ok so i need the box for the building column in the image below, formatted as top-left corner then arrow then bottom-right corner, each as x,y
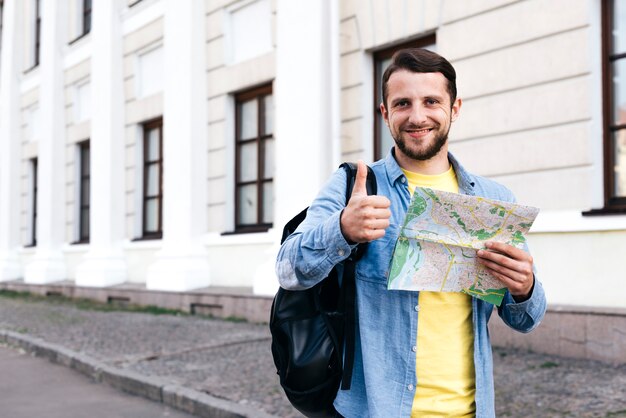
0,0 -> 24,281
145,0 -> 210,291
24,1 -> 68,284
75,0 -> 127,287
253,0 -> 340,295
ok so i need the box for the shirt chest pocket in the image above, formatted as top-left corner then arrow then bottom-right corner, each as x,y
356,224 -> 399,285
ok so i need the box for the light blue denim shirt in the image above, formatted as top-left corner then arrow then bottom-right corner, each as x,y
276,150 -> 547,418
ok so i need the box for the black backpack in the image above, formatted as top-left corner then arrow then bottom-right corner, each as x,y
270,162 -> 377,418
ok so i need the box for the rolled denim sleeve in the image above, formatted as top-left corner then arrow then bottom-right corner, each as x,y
497,275 -> 546,333
275,168 -> 354,290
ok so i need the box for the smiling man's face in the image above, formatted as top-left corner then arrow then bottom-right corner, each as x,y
381,70 -> 461,166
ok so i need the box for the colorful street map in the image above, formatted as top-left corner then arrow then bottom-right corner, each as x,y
387,187 -> 539,306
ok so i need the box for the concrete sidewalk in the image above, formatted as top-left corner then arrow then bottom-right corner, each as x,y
0,295 -> 625,418
0,344 -> 197,418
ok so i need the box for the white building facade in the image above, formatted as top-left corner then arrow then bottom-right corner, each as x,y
0,0 -> 624,336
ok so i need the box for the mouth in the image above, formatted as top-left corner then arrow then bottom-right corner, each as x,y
405,127 -> 433,139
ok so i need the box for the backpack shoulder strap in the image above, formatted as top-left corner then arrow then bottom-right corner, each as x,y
336,162 -> 377,391
339,162 -> 377,202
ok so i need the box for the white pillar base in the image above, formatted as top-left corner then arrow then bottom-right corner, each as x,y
75,254 -> 127,287
0,252 -> 21,282
252,245 -> 280,296
24,251 -> 66,284
146,250 -> 211,292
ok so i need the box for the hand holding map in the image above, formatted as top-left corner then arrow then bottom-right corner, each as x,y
477,241 -> 535,302
387,187 -> 539,306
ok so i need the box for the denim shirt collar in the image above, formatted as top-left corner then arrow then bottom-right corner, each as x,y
384,147 -> 477,196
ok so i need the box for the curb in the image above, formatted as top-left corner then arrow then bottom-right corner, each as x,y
0,329 -> 279,418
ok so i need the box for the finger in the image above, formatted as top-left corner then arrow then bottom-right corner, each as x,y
478,257 -> 526,282
361,228 -> 386,242
485,241 -> 528,260
351,160 -> 368,197
477,249 -> 520,271
369,218 -> 390,230
362,196 -> 391,209
487,268 -> 532,297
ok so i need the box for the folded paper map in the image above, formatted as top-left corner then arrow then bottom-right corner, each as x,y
387,187 -> 539,306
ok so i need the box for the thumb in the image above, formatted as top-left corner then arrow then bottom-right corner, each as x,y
351,160 -> 368,196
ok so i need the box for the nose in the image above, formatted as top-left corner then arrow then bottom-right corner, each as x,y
408,104 -> 427,125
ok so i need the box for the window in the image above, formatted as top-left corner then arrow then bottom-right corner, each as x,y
373,35 -> 436,160
235,84 -> 274,232
0,1 -> 5,58
70,0 -> 92,42
77,141 -> 90,243
27,158 -> 38,247
33,0 -> 41,67
142,118 -> 163,239
82,0 -> 92,35
599,0 -> 626,212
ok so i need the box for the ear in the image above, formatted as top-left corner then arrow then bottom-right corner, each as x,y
380,102 -> 389,125
450,97 -> 462,122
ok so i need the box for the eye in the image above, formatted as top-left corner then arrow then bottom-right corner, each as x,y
425,98 -> 438,106
395,99 -> 410,108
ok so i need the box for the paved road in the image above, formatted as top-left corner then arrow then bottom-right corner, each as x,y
0,344 -> 196,418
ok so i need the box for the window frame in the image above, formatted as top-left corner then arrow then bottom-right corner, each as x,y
233,83 -> 274,234
373,34 -> 437,161
0,1 -> 5,57
141,117 -> 164,239
69,0 -> 92,44
82,0 -> 92,35
589,0 -> 626,214
26,158 -> 38,247
76,140 -> 90,244
34,0 -> 41,67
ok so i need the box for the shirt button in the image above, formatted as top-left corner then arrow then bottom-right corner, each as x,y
414,305 -> 420,312
408,384 -> 414,391
401,177 -> 406,183
338,249 -> 345,256
412,346 -> 417,352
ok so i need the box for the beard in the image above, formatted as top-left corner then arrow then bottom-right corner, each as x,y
392,124 -> 450,161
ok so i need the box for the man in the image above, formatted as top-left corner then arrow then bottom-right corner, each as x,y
275,48 -> 546,417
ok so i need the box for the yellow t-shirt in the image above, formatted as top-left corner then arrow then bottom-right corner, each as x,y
401,166 -> 476,418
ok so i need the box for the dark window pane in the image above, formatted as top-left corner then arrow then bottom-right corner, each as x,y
146,128 -> 160,161
146,164 -> 160,196
262,182 -> 273,224
239,142 -> 258,182
84,12 -> 91,33
613,58 -> 626,126
376,56 -> 392,106
81,146 -> 90,175
613,0 -> 626,54
238,185 -> 257,225
81,178 -> 90,206
80,208 -> 90,239
613,129 -> 626,198
263,94 -> 274,135
145,198 -> 160,232
378,116 -> 395,156
239,99 -> 258,140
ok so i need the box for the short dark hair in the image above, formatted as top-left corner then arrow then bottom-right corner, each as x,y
381,48 -> 457,107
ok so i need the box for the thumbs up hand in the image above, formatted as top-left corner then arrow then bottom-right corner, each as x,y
340,161 -> 391,243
